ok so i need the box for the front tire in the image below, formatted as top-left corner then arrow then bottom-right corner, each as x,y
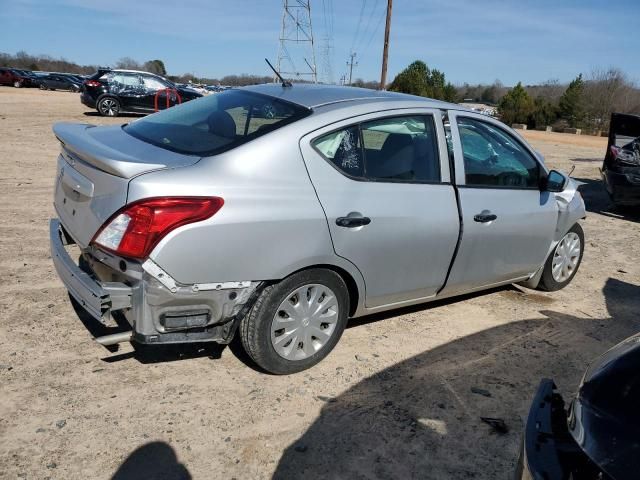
240,269 -> 349,374
97,96 -> 120,117
13,80 -> 22,88
538,223 -> 584,291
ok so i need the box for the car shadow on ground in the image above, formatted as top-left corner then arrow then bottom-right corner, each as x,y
111,441 -> 191,480
575,175 -> 640,224
83,111 -> 145,118
271,277 -> 640,479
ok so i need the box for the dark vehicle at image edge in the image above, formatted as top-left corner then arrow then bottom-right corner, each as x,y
516,334 -> 640,479
38,73 -> 81,92
0,68 -> 39,88
601,112 -> 640,206
81,68 -> 202,116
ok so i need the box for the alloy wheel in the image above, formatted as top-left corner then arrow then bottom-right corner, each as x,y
99,98 -> 119,116
551,232 -> 581,283
270,283 -> 339,361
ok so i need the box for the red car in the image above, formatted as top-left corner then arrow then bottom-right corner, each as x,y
0,68 -> 38,88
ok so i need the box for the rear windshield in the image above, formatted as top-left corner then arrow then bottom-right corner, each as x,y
124,90 -> 310,156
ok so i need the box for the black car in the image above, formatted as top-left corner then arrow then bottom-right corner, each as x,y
601,112 -> 640,206
516,334 -> 640,479
38,73 -> 81,92
81,69 -> 202,117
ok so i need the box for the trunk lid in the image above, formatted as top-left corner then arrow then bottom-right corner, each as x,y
52,122 -> 201,247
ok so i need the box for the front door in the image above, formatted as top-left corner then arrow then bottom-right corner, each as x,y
441,111 -> 558,296
300,110 -> 460,308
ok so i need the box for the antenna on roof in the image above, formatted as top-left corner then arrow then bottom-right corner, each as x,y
265,58 -> 292,87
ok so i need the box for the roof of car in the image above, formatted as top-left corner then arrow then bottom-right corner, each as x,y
103,68 -> 164,77
241,83 -> 459,110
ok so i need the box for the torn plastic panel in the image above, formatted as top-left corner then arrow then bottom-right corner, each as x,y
82,247 -> 260,344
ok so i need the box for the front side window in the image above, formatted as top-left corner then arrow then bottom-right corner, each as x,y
124,90 -> 310,156
457,117 -> 539,188
312,115 -> 441,183
142,76 -> 168,91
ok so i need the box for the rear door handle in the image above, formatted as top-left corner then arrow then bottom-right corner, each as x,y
336,216 -> 371,228
474,213 -> 497,223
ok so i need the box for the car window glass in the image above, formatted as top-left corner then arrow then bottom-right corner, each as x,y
124,90 -> 310,156
457,117 -> 539,188
313,126 -> 364,177
362,115 -> 440,182
109,73 -> 141,88
142,76 -> 167,91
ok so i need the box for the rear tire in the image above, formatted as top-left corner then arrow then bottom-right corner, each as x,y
537,223 -> 584,292
240,269 -> 349,374
97,96 -> 120,117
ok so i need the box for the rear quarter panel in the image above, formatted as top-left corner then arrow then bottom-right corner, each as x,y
128,128 -> 345,285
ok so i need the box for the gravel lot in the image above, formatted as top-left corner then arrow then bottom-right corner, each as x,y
1,88 -> 639,480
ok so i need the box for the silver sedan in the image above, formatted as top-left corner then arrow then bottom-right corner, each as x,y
50,84 -> 585,374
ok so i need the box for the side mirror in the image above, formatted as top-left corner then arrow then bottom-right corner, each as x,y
543,170 -> 567,192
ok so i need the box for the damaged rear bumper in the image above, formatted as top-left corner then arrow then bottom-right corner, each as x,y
50,219 -> 132,322
50,218 -> 260,345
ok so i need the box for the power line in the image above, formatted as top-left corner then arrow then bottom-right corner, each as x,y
350,0 -> 367,53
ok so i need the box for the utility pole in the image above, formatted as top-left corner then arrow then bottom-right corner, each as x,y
380,0 -> 392,90
276,0 -> 318,83
347,52 -> 358,86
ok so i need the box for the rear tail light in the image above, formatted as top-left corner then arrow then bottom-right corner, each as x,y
92,197 -> 224,259
84,80 -> 102,87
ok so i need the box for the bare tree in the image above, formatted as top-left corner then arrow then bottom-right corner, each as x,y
584,68 -> 640,132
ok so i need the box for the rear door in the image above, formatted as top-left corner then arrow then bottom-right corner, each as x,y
107,72 -> 146,111
440,111 -> 558,296
300,109 -> 460,308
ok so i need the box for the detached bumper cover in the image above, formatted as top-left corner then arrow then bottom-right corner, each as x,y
49,218 -> 132,323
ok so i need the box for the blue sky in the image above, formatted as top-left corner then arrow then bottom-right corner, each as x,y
1,0 -> 638,85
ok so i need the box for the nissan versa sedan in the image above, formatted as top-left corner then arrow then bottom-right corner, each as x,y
50,84 -> 586,374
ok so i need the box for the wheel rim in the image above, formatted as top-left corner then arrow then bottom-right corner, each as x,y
551,232 -> 581,283
270,283 -> 339,361
99,99 -> 118,116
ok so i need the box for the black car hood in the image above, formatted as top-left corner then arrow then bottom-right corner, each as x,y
568,334 -> 640,479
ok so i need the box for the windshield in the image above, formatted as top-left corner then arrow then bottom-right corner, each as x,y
124,90 -> 310,156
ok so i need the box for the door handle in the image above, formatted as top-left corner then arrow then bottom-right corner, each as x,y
336,216 -> 371,228
474,213 -> 497,223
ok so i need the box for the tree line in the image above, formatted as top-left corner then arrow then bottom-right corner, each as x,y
0,51 -> 274,87
388,60 -> 640,134
2,51 -> 638,132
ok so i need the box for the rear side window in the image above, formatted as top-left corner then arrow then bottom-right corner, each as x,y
124,90 -> 310,156
312,115 -> 441,183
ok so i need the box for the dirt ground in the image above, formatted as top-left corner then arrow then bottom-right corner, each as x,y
1,88 -> 639,480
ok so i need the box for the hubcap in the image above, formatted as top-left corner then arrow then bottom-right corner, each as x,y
552,232 -> 581,283
100,99 -> 118,116
270,283 -> 339,361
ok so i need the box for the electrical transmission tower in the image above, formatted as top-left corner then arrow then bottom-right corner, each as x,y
276,1 -> 318,83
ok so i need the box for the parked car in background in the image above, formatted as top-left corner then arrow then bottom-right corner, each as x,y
81,69 -> 202,116
0,68 -> 38,88
49,84 -> 585,374
38,73 -> 81,92
602,112 -> 640,206
517,333 -> 640,479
